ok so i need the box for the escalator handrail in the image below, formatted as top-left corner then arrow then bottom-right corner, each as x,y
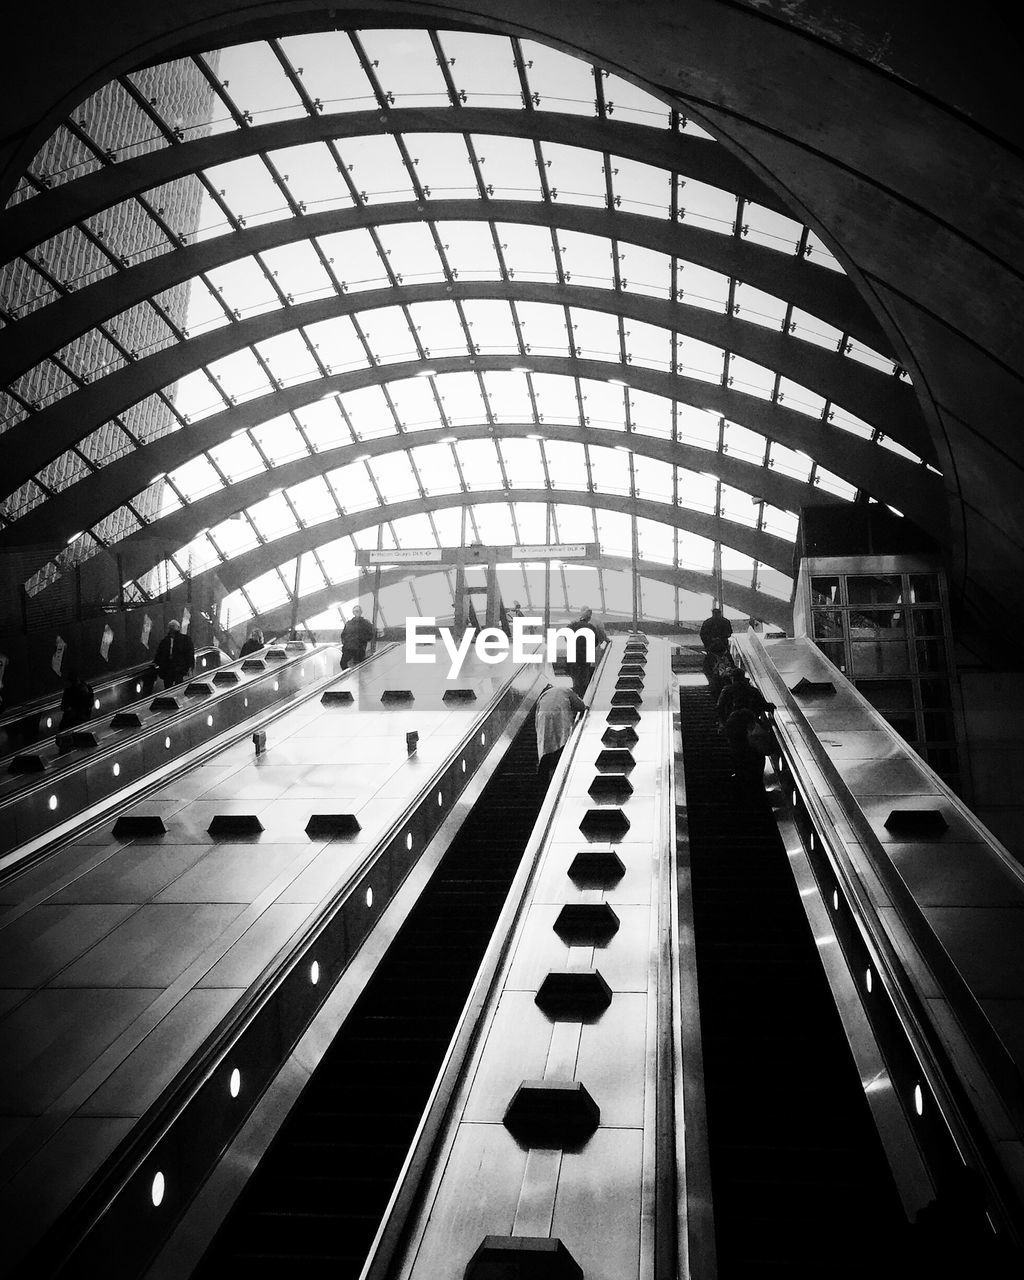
736,631 -> 1024,1238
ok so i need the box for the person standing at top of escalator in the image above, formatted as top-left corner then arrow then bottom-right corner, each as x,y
238,628 -> 264,658
340,604 -> 374,670
153,619 -> 195,689
699,606 -> 732,653
58,671 -> 94,734
565,606 -> 608,697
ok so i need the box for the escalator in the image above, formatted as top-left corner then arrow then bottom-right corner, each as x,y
198,713 -> 544,1278
678,684 -> 906,1278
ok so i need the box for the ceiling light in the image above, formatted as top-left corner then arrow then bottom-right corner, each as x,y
416,369 -> 437,378
607,377 -> 628,386
438,436 -> 457,444
67,531 -> 81,543
318,390 -> 339,401
511,365 -> 532,374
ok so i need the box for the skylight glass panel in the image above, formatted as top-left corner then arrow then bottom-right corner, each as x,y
552,503 -> 594,542
678,179 -> 737,235
558,230 -> 615,288
206,347 -> 275,402
479,370 -> 529,419
209,433 -> 266,482
304,316 -> 371,372
435,31 -> 517,105
636,516 -> 674,562
250,414 -> 308,464
279,32 -> 375,112
316,534 -> 358,578
521,40 -> 596,115
316,228 -> 388,290
579,377 -> 627,426
285,475 -> 337,527
625,320 -> 672,371
434,220 -> 500,279
179,532 -> 220,574
761,505 -> 798,541
469,501 -> 517,545
611,157 -> 671,216
257,241 -> 337,306
408,443 -> 461,494
621,246 -> 672,298
246,568 -> 291,611
434,371 -> 487,423
391,512 -> 440,547
721,550 -> 756,574
633,456 -> 674,502
790,307 -> 843,351
815,468 -> 858,500
359,28 -> 452,106
168,454 -> 223,501
674,261 -> 730,312
572,308 -> 620,362
719,483 -> 758,527
677,469 -> 717,514
803,230 -> 844,272
334,382 -> 394,438
464,305 -> 521,359
209,515 -> 259,558
205,256 -> 282,316
408,300 -> 469,358
629,390 -> 673,438
455,438 -> 502,488
256,329 -> 321,386
601,73 -> 671,128
722,420 -> 766,463
268,142 -> 354,214
728,355 -> 774,398
335,135 -> 417,203
541,142 -> 606,208
368,450 -> 419,501
219,589 -> 254,628
384,376 -> 442,430
299,399 -> 351,451
297,552 -> 329,593
743,203 -> 803,255
588,443 -> 629,495
679,337 -> 726,383
220,41 -> 308,123
677,531 -> 715,570
248,491 -> 299,540
758,568 -> 794,599
595,509 -> 632,556
510,501 -> 548,544
542,439 -> 583,486
499,438 -> 544,489
675,404 -> 720,448
373,223 -> 446,284
204,156 -> 290,227
778,377 -> 826,418
845,339 -> 896,375
410,134 -> 480,198
529,372 -> 580,422
429,507 -> 465,545
357,305 -> 416,363
768,441 -> 813,481
877,435 -> 923,464
829,405 -> 874,440
517,302 -> 570,356
473,136 -> 543,200
733,282 -> 788,330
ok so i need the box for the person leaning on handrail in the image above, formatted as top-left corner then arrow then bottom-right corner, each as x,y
565,606 -> 608,697
535,679 -> 587,789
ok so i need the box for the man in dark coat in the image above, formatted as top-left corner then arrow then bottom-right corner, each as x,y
340,604 -> 374,669
565,607 -> 608,698
699,606 -> 733,652
58,671 -> 94,733
153,620 -> 195,688
238,628 -> 264,658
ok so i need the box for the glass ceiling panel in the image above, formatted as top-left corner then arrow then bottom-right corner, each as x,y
369,450 -> 420,501
357,305 -> 417,362
482,371 -> 534,419
359,28 -> 452,107
626,320 -> 672,370
277,33 -> 377,113
208,433 -> 265,482
520,40 -> 597,116
468,502 -> 517,545
621,245 -> 672,298
327,461 -> 377,512
379,377 -> 437,430
247,491 -> 299,540
630,391 -> 674,438
632,455 -> 674,501
677,470 -> 717,513
530,373 -> 580,422
219,42 -> 307,124
498,437 -> 543,487
558,230 -> 614,288
572,308 -> 620,361
336,136 -> 417,204
517,302 -> 570,356
439,32 -> 522,107
250,415 -> 308,464
600,73 -> 672,128
596,509 -> 632,556
743,203 -> 804,255
541,142 -> 606,208
719,483 -> 759,527
636,516 -> 675,562
260,240 -> 336,302
409,443 -> 461,494
303,316 -> 371,371
315,229 -> 388,289
611,157 -> 672,217
373,223 -> 445,284
455,439 -> 502,488
268,143 -> 353,213
580,378 -> 626,425
438,221 -> 501,278
464,305 -> 521,359
255,329 -> 320,384
722,420 -> 767,464
472,136 -> 544,200
210,515 -> 259,557
496,223 -> 557,278
435,372 -> 488,423
733,282 -> 787,330
205,256 -> 281,316
589,444 -> 630,496
412,135 -> 480,199
203,156 -> 290,228
409,300 -> 469,357
678,178 -> 737,235
288,475 -> 338,526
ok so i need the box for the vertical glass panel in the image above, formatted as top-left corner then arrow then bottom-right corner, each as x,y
916,638 -> 947,672
810,576 -> 841,605
910,574 -> 940,604
847,574 -> 903,605
816,640 -> 847,673
813,609 -> 845,639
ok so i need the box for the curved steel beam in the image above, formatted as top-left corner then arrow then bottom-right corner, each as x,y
244,557 -> 792,634
3,280 -> 928,497
23,421 -> 852,582
0,107 -> 790,263
0,200 -> 888,383
4,355 -> 940,563
140,489 -> 794,606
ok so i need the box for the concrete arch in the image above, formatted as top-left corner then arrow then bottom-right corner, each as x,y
0,199 -> 887,383
245,557 -> 792,635
2,277 -> 926,498
146,488 -> 794,606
